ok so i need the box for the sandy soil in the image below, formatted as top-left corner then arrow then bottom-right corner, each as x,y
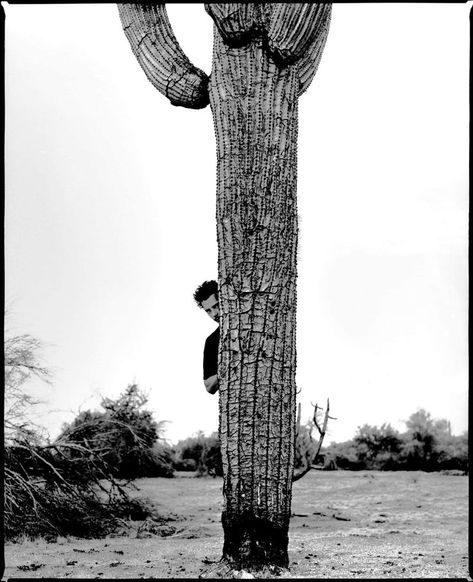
3,470 -> 469,579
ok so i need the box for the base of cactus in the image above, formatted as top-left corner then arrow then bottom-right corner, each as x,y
220,510 -> 289,572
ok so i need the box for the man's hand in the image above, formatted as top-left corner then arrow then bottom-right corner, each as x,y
204,374 -> 219,394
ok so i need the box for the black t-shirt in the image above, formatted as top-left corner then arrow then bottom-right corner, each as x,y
203,327 -> 220,380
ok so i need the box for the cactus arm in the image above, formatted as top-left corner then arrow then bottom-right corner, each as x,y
297,4 -> 332,96
204,4 -> 258,47
118,3 -> 209,109
267,3 -> 330,66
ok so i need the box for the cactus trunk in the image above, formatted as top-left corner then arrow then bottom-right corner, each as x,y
117,2 -> 331,571
210,30 -> 299,570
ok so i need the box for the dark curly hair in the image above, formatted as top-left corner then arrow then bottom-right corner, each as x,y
193,280 -> 218,308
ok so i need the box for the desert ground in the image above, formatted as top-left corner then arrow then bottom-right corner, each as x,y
3,470 -> 469,579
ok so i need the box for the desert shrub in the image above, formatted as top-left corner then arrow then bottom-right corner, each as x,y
323,439 -> 366,470
173,457 -> 197,471
58,384 -> 174,479
397,409 -> 438,470
434,433 -> 468,472
203,433 -> 223,477
398,410 -> 468,472
173,431 -> 222,477
354,423 -> 403,470
140,442 -> 176,478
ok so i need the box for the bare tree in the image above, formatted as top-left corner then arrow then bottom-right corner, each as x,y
4,331 -> 52,443
118,3 -> 331,572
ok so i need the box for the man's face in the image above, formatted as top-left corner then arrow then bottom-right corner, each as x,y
201,293 -> 220,323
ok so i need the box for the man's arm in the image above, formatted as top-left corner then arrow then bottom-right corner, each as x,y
204,374 -> 219,395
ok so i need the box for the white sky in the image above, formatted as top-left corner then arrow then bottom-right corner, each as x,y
4,3 -> 469,445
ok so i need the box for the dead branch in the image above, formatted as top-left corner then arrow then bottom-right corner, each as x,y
292,398 -> 332,482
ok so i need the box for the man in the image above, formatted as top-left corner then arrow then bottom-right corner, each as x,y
193,280 -> 219,395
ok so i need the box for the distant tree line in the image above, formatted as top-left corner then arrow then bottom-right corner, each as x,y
170,409 -> 468,476
321,410 -> 468,473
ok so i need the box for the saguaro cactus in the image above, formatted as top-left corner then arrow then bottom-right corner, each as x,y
118,3 -> 331,571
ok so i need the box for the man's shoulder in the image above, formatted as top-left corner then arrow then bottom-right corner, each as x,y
205,326 -> 220,345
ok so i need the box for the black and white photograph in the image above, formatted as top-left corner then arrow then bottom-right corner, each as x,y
3,2 -> 469,578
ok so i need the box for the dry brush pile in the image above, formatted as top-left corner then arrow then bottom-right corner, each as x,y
4,331 -> 169,541
4,434 -> 156,540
